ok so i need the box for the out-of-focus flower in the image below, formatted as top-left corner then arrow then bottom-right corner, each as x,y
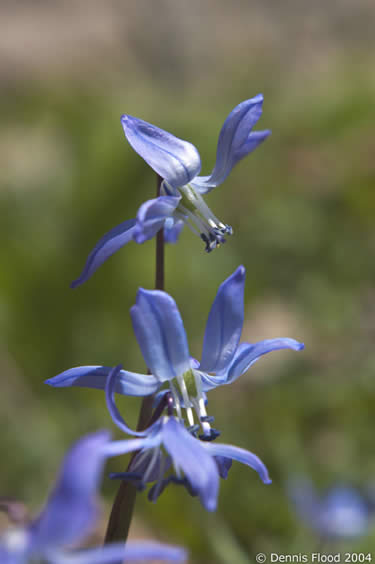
0,432 -> 187,563
289,478 -> 372,539
101,365 -> 271,511
71,97 -> 270,287
47,266 -> 304,439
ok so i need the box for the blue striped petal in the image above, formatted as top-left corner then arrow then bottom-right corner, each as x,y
204,443 -> 271,485
122,115 -> 201,189
45,366 -> 159,397
131,289 -> 191,382
71,219 -> 136,288
200,266 -> 245,373
191,96 -> 270,193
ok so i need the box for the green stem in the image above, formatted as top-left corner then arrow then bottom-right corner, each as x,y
104,174 -> 164,544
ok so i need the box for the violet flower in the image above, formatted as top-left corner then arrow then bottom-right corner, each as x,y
71,97 -> 270,287
0,432 -> 186,563
47,266 -> 304,439
289,479 -> 372,540
100,365 -> 271,511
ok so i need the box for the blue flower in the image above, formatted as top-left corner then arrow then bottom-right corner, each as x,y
47,266 -> 304,439
101,365 -> 271,511
289,479 -> 372,539
71,97 -> 270,287
0,431 -> 186,563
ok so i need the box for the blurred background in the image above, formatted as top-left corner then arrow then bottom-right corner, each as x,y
1,0 -> 375,562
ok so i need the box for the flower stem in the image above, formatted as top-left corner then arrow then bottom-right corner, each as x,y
104,174 -> 164,544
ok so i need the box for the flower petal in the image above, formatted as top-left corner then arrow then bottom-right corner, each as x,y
102,434 -> 161,458
0,546 -> 24,564
224,338 -> 305,384
28,431 -> 111,552
163,218 -> 185,244
191,95 -> 270,193
162,418 -> 219,511
105,365 -> 151,437
121,115 -> 201,188
203,443 -> 271,485
200,266 -> 245,373
134,196 -> 180,244
214,456 -> 233,479
71,219 -> 136,288
45,366 -> 159,397
53,541 -> 187,563
131,289 -> 191,382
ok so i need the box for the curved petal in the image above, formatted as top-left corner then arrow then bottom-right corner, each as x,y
121,115 -> 201,189
134,196 -> 180,244
200,266 -> 245,373
29,431 -> 111,552
203,443 -> 271,485
52,542 -> 187,563
102,434 -> 161,458
71,219 -> 136,288
163,218 -> 185,244
200,371 -> 223,392
225,338 -> 305,384
191,95 -> 270,193
215,456 -> 232,479
105,365 -> 151,437
45,366 -> 160,397
131,289 -> 191,383
162,418 -> 219,511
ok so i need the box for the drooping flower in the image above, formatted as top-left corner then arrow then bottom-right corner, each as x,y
0,431 -> 186,563
99,365 -> 271,511
71,97 -> 271,287
47,266 -> 304,439
288,478 -> 372,540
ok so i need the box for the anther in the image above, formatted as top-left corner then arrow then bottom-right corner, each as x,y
188,424 -> 200,436
199,428 -> 221,441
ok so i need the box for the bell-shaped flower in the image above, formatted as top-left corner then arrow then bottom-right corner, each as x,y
47,266 -> 304,439
100,365 -> 271,512
71,97 -> 270,287
289,478 -> 372,540
0,431 -> 186,563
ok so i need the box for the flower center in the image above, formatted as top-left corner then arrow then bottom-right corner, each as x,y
162,181 -> 232,252
169,369 -> 220,441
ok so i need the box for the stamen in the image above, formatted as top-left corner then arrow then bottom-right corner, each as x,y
199,429 -> 221,441
174,183 -> 232,252
169,381 -> 183,421
176,374 -> 195,427
187,424 -> 200,436
200,415 -> 215,423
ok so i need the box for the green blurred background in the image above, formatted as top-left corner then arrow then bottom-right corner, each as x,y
1,1 -> 375,561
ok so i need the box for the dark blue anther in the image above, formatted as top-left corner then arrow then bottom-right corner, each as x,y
199,428 -> 221,441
